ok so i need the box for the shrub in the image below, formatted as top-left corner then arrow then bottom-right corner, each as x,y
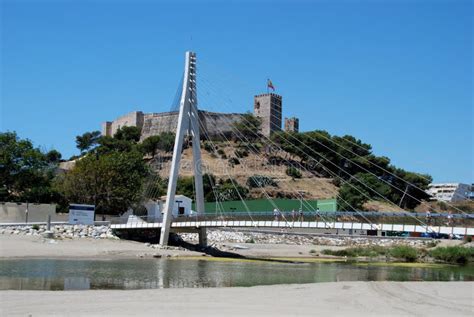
228,157 -> 240,165
321,246 -> 387,258
286,166 -> 302,179
323,246 -> 418,262
32,224 -> 40,230
234,149 -> 249,158
246,175 -> 278,188
389,245 -> 418,262
425,240 -> 439,248
203,141 -> 213,153
217,149 -> 225,156
429,246 -> 474,264
309,249 -> 317,254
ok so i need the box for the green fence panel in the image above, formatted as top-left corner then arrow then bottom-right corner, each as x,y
195,198 -> 337,214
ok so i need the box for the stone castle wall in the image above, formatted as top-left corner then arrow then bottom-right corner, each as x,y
103,110 -> 244,141
102,93 -> 287,140
140,111 -> 179,140
102,111 -> 144,137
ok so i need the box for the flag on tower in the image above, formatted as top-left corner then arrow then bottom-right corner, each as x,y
267,79 -> 275,91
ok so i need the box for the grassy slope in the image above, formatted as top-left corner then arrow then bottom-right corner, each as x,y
153,142 -> 339,200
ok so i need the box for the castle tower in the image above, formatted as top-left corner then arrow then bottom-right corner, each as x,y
284,117 -> 299,133
254,93 -> 282,137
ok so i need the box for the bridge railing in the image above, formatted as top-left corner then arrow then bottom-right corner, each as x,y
110,211 -> 474,229
179,211 -> 473,226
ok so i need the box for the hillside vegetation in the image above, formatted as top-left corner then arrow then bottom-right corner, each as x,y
1,113 -> 447,215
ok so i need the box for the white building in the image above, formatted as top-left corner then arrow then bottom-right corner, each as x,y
146,195 -> 194,221
427,183 -> 471,202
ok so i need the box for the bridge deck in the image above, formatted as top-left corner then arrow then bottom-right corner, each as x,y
111,220 -> 474,236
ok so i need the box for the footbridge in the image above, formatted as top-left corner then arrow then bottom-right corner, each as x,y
132,51 -> 473,246
111,212 -> 474,237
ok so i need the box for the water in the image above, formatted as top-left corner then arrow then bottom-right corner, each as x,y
0,259 -> 472,290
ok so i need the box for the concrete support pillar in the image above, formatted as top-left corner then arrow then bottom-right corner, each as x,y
198,227 -> 207,247
160,51 -> 206,247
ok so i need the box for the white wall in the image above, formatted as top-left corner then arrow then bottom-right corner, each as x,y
0,203 -> 57,223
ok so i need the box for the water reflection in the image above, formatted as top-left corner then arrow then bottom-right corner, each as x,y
0,259 -> 472,290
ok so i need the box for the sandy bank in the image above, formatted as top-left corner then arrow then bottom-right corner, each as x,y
0,235 -> 203,259
1,282 -> 472,316
0,235 -> 345,259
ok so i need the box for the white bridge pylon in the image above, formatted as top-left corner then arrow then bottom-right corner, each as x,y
159,51 -> 206,246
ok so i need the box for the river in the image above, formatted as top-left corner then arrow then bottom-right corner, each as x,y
1,258 -> 472,290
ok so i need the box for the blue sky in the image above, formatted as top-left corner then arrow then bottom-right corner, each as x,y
1,0 -> 472,183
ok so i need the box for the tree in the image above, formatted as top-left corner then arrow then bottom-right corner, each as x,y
140,135 -> 161,157
388,168 -> 432,209
337,173 -> 391,211
232,112 -> 262,142
158,132 -> 175,152
114,126 -> 141,143
96,136 -> 133,154
0,132 -> 60,203
216,178 -> 249,201
76,131 -> 101,153
56,150 -> 148,215
142,174 -> 166,200
46,150 -> 62,163
175,173 -> 218,202
338,183 -> 368,211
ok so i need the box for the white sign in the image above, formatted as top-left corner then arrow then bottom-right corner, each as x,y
68,204 -> 95,225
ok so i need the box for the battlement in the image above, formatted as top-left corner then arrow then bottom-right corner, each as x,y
102,109 -> 246,140
254,93 -> 282,99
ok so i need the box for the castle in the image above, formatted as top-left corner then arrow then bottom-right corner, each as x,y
102,93 -> 299,139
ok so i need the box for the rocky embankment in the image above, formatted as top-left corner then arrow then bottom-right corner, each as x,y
0,225 -> 437,249
179,229 -> 433,248
0,224 -> 117,239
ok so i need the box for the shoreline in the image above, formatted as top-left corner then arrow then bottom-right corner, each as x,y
0,234 -> 471,265
1,235 -> 473,316
1,282 -> 473,316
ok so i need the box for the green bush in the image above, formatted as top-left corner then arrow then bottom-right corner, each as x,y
425,240 -> 439,248
286,166 -> 302,179
32,224 -> 40,230
429,246 -> 474,264
217,149 -> 225,156
203,141 -> 213,153
228,157 -> 240,165
389,245 -> 418,262
246,175 -> 277,188
235,149 -> 249,158
323,245 -> 418,262
321,246 -> 387,258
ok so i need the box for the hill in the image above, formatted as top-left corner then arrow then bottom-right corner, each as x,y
149,141 -> 339,201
